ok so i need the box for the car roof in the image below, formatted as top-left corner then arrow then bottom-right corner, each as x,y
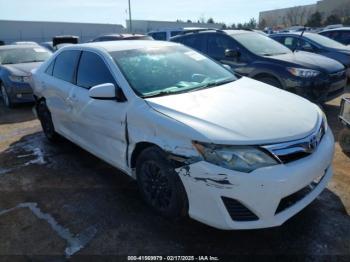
223,30 -> 256,35
65,40 -> 179,53
97,34 -> 146,38
0,44 -> 43,50
321,27 -> 350,32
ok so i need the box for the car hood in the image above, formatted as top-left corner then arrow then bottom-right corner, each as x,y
2,62 -> 43,76
269,51 -> 344,73
146,77 -> 321,145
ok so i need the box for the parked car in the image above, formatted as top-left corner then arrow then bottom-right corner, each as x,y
32,40 -> 334,230
53,35 -> 79,51
171,29 -> 347,103
148,28 -> 208,41
271,32 -> 350,80
11,41 -> 39,46
0,45 -> 52,107
339,97 -> 350,152
40,41 -> 54,52
91,34 -> 153,42
319,27 -> 350,46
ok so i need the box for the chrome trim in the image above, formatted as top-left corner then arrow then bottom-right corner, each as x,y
262,119 -> 325,164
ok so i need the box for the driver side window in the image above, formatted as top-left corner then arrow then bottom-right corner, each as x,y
207,34 -> 236,61
76,51 -> 116,89
298,39 -> 315,52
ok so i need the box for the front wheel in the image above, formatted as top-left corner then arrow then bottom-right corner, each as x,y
36,100 -> 60,142
1,83 -> 13,108
136,146 -> 188,218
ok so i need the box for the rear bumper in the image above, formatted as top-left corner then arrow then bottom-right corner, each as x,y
177,129 -> 334,230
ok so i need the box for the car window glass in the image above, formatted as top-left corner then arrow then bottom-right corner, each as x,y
170,31 -> 182,37
284,37 -> 296,49
298,38 -> 314,50
180,34 -> 207,53
150,32 -> 167,40
207,34 -> 236,59
45,59 -> 55,75
340,31 -> 350,45
77,51 -> 115,89
52,50 -> 80,83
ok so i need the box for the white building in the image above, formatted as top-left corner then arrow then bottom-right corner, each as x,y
0,20 -> 125,44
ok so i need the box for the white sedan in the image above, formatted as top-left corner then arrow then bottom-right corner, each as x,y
31,41 -> 334,230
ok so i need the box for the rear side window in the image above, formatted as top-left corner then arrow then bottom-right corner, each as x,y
179,34 -> 207,53
283,37 -> 297,49
76,51 -> 115,89
45,60 -> 55,75
52,50 -> 81,83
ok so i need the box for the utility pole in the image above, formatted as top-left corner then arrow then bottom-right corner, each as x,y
128,0 -> 132,33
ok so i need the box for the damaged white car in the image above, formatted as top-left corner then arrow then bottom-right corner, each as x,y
31,41 -> 334,230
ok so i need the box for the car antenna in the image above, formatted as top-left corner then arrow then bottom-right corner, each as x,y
293,27 -> 306,53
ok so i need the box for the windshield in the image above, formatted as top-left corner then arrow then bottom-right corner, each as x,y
110,45 -> 236,98
0,47 -> 51,64
305,33 -> 346,49
232,33 -> 292,56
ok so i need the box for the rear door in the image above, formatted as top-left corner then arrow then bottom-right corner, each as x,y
68,50 -> 129,170
44,50 -> 81,135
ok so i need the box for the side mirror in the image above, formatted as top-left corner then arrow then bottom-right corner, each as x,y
225,49 -> 240,58
89,83 -> 126,102
222,64 -> 232,71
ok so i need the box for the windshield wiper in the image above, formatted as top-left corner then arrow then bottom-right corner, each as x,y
141,90 -> 176,98
190,78 -> 235,92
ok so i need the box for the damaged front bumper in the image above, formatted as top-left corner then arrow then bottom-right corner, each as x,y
176,129 -> 334,230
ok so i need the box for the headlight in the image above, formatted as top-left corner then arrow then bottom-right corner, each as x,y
9,75 -> 31,83
287,68 -> 320,78
193,142 -> 279,173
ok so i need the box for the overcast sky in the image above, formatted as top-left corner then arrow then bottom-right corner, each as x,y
0,0 -> 317,26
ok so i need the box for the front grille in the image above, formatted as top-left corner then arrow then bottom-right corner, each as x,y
275,173 -> 326,214
221,197 -> 259,222
262,120 -> 325,164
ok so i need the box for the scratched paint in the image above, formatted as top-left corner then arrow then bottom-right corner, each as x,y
0,203 -> 97,257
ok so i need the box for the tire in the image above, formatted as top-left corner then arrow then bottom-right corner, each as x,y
36,100 -> 60,142
339,128 -> 350,153
256,76 -> 282,89
1,83 -> 13,108
136,146 -> 188,218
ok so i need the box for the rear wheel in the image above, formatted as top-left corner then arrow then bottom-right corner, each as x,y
1,83 -> 13,108
36,100 -> 60,142
136,146 -> 188,218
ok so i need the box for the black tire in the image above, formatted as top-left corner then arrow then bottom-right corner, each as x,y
136,146 -> 188,218
1,83 -> 13,108
339,128 -> 350,153
36,100 -> 60,142
256,76 -> 282,89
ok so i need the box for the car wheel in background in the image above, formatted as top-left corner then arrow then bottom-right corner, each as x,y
339,128 -> 350,153
1,83 -> 13,108
136,146 -> 188,219
256,76 -> 282,89
36,100 -> 60,142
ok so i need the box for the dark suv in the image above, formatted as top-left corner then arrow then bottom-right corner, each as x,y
320,27 -> 350,46
171,30 -> 346,103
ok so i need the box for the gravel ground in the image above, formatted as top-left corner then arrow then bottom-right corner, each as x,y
0,88 -> 349,261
